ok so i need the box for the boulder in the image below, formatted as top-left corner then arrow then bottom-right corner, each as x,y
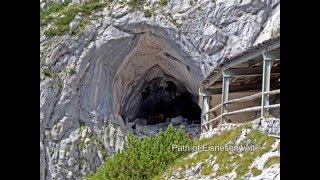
170,116 -> 184,125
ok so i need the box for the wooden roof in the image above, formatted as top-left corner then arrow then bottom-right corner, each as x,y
201,36 -> 280,90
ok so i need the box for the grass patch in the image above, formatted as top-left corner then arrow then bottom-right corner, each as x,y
251,167 -> 262,176
234,129 -> 275,178
40,1 -> 71,27
71,18 -> 90,35
264,156 -> 280,168
165,13 -> 182,28
42,68 -> 53,78
106,126 -> 110,145
144,9 -> 152,18
159,0 -> 168,7
65,144 -> 72,152
42,0 -> 106,36
263,114 -> 274,118
243,122 -> 252,129
155,126 -> 243,179
155,125 -> 276,179
68,68 -> 77,76
80,140 -> 86,150
127,0 -> 145,10
201,162 -> 213,175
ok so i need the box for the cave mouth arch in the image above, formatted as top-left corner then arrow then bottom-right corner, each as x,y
134,77 -> 201,125
110,31 -> 203,126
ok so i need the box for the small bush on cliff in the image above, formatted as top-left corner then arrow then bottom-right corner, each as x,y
144,9 -> 152,18
42,0 -> 106,36
87,124 -> 191,180
127,0 -> 145,10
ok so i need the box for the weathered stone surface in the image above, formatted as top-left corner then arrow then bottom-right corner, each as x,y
171,116 -> 184,125
40,0 -> 280,179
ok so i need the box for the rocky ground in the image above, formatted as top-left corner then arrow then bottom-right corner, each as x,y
126,116 -> 201,138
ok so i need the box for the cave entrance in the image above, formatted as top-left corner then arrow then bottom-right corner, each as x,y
135,77 -> 201,125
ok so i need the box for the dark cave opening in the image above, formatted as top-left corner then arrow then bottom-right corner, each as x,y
135,77 -> 201,125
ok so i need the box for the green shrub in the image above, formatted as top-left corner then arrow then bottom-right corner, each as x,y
42,0 -> 106,36
159,0 -> 168,7
251,167 -> 262,176
189,0 -> 194,5
165,13 -> 182,28
264,156 -> 280,168
127,0 -> 145,10
42,68 -> 53,78
40,0 -> 72,27
144,9 -> 152,18
68,68 -> 77,76
87,124 -> 191,180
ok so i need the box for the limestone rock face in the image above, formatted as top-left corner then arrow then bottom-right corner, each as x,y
40,0 -> 280,179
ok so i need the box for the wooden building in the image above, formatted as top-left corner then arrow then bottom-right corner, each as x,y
199,37 -> 280,132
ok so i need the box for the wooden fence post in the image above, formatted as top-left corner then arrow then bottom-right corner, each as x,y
221,70 -> 230,124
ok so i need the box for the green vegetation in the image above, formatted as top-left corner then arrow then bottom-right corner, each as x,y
264,156 -> 280,168
234,129 -> 275,178
71,18 -> 90,35
127,0 -> 145,10
166,13 -> 182,28
189,0 -> 194,6
80,140 -> 86,150
68,68 -> 77,76
144,9 -> 152,18
251,167 -> 262,176
264,114 -> 274,118
65,144 -> 72,152
41,0 -> 106,36
86,121 -> 278,180
154,126 -> 276,179
42,68 -> 53,78
159,0 -> 168,7
200,162 -> 213,175
87,124 -> 191,180
106,126 -> 110,145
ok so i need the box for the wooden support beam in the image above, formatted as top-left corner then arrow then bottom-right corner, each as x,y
202,103 -> 222,116
265,104 -> 280,109
222,89 -> 280,105
263,50 -> 280,60
224,67 -> 280,78
261,51 -> 274,116
265,89 -> 280,95
248,58 -> 263,67
201,96 -> 211,132
221,74 -> 230,124
223,67 -> 263,77
202,114 -> 222,126
203,83 -> 262,95
225,106 -> 262,116
225,92 -> 262,104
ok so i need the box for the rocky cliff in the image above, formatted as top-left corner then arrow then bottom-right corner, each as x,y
40,0 -> 280,179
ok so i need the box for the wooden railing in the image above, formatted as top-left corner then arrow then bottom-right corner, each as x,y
201,89 -> 280,131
